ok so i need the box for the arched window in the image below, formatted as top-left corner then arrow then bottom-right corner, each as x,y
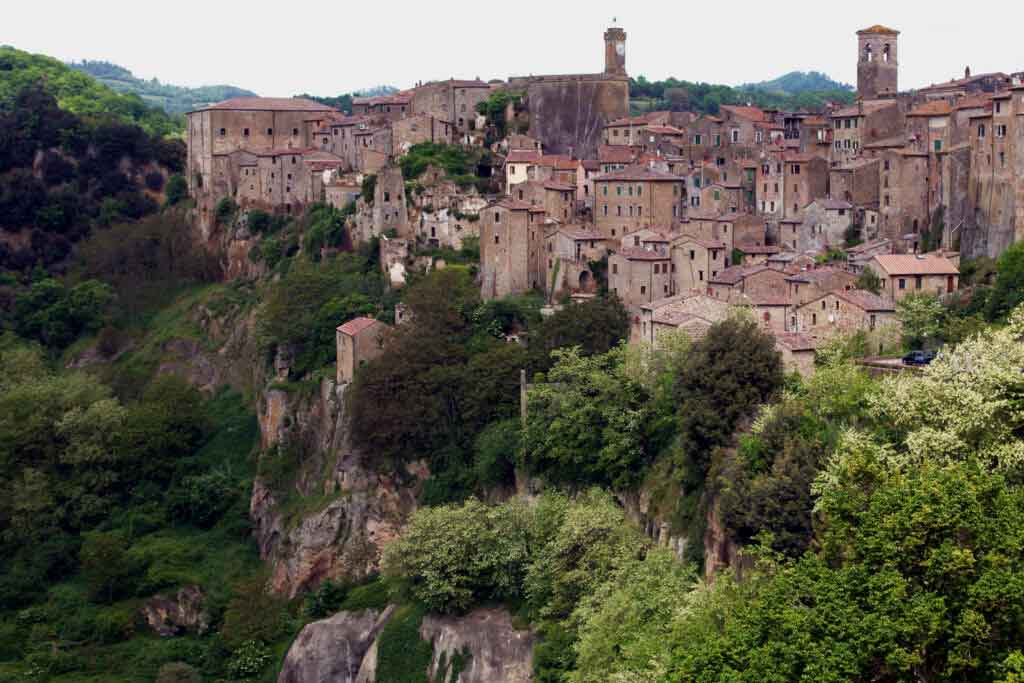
883,44 -> 891,63
865,44 -> 874,62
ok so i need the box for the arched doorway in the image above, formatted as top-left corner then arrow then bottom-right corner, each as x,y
579,270 -> 593,292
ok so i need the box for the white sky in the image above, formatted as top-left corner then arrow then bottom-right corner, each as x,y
4,0 -> 1020,96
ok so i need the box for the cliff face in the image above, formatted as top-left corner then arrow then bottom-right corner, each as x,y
278,607 -> 534,683
252,380 -> 426,598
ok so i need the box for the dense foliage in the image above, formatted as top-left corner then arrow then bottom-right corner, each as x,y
630,74 -> 855,114
0,84 -> 185,269
0,47 -> 182,136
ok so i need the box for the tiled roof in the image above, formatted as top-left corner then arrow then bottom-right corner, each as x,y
872,254 -> 960,275
353,92 -> 413,106
491,198 -> 533,211
195,97 -> 338,113
918,73 -> 1008,93
505,150 -> 542,163
908,101 -> 953,117
617,247 -> 670,261
673,236 -> 728,249
836,289 -> 895,311
544,182 -> 576,192
644,125 -> 685,135
337,317 -> 382,336
560,228 -> 604,240
597,145 -> 640,164
606,112 -> 669,127
857,24 -> 900,35
784,152 -> 825,163
746,294 -> 791,306
255,147 -> 315,157
847,238 -> 892,255
831,100 -> 896,118
785,266 -> 855,284
816,198 -> 854,210
954,94 -> 992,110
709,264 -> 772,285
595,165 -> 682,182
863,135 -> 907,149
720,105 -> 766,122
538,155 -> 579,170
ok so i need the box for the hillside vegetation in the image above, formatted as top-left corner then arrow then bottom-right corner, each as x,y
0,47 -> 182,136
69,60 -> 256,115
630,72 -> 855,114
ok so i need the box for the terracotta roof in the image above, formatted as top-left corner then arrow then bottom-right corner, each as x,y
775,332 -> 818,351
816,198 -> 854,210
871,254 -> 959,275
785,266 -> 855,284
673,236 -> 728,250
544,182 -> 576,192
908,101 -> 953,117
505,150 -> 542,163
857,25 -> 900,35
353,92 -> 413,106
709,264 -> 773,285
195,97 -> 337,113
598,145 -> 640,164
617,247 -> 670,261
607,112 -> 670,127
954,94 -> 992,110
255,147 -> 315,157
835,289 -> 895,312
582,159 -> 601,171
595,165 -> 682,182
644,125 -> 685,135
491,198 -> 532,211
538,155 -> 579,170
863,135 -> 907,149
784,152 -> 825,163
831,100 -> 896,118
653,310 -> 714,330
918,72 -> 1009,93
720,105 -> 766,122
337,317 -> 382,336
846,238 -> 892,255
802,116 -> 829,126
746,294 -> 791,306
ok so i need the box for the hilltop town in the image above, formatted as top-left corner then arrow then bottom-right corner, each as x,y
184,24 -> 1022,376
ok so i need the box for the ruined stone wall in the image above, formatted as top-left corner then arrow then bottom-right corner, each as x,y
513,75 -> 629,158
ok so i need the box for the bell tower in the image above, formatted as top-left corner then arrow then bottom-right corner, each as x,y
857,25 -> 899,100
604,27 -> 627,76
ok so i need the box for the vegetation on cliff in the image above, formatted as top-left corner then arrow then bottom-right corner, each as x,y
630,73 -> 855,114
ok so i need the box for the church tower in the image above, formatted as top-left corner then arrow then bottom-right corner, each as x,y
604,27 -> 627,76
857,25 -> 899,99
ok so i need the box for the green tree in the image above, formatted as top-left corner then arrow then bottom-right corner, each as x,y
80,532 -> 139,603
674,316 -> 783,476
855,266 -> 882,295
528,295 -> 629,373
986,240 -> 1024,321
896,292 -> 945,349
164,174 -> 188,205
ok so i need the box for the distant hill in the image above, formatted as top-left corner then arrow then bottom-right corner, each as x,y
741,71 -> 853,95
68,59 -> 257,114
0,47 -> 181,136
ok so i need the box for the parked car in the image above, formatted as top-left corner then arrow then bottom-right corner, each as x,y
902,350 -> 936,366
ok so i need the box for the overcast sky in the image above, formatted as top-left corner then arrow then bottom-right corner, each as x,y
5,1 -> 1020,96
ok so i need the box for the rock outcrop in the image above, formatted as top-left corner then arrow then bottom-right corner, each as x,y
421,608 -> 535,683
140,585 -> 209,637
252,380 -> 426,597
278,608 -> 394,683
277,606 -> 533,683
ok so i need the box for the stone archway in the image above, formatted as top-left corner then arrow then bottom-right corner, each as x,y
579,270 -> 594,292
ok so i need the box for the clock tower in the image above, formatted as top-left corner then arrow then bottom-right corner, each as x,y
604,27 -> 627,76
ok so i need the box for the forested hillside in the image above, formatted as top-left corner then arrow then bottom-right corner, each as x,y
0,47 -> 182,136
630,73 -> 855,114
68,60 -> 257,115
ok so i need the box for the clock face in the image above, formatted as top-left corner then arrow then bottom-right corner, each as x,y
615,41 -> 625,57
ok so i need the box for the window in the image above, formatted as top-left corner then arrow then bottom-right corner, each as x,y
915,275 -> 923,289
617,185 -> 623,196
494,234 -> 500,244
628,186 -> 633,196
978,124 -> 986,138
243,128 -> 250,137
698,270 -> 704,281
694,134 -> 703,145
885,195 -> 891,206
731,130 -> 739,143
617,206 -> 622,216
603,205 -> 608,216
812,313 -> 817,325
637,207 -> 642,216
791,164 -> 800,175
884,159 -> 891,171
995,101 -> 1002,114
640,286 -> 646,295
689,250 -> 696,260
494,212 -> 501,222
384,191 -> 390,201
637,186 -> 643,196
323,137 -> 328,144
898,278 -> 906,290
714,134 -> 721,146
934,140 -> 942,152
612,263 -> 618,274
996,125 -> 1008,138
821,301 -> 827,310
603,185 -> 608,196
1001,152 -> 1006,167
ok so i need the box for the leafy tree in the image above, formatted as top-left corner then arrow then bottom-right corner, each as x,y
986,240 -> 1024,321
80,532 -> 140,603
896,292 -> 945,349
220,575 -> 288,649
524,345 -> 653,488
528,294 -> 629,373
855,266 -> 882,294
674,317 -> 783,476
382,497 -> 532,613
13,278 -> 114,349
164,174 -> 188,205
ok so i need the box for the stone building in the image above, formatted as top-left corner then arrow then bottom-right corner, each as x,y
878,150 -> 930,244
785,266 -> 858,308
336,317 -> 388,384
372,165 -> 410,240
637,292 -> 732,347
830,158 -> 881,207
392,115 -> 454,154
794,289 -> 897,337
831,100 -> 903,164
409,79 -> 492,134
774,333 -> 818,377
783,154 -> 829,218
707,265 -> 789,303
545,227 -> 607,298
508,27 -> 630,158
479,199 -> 546,300
593,166 -> 684,239
789,199 -> 854,252
609,248 -> 674,311
671,236 -> 730,293
351,92 -> 412,119
857,25 -> 899,100
868,254 -> 959,301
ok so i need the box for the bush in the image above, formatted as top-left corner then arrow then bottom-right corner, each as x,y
167,470 -> 237,528
220,575 -> 287,649
374,605 -> 433,683
986,240 -> 1024,321
165,174 -> 188,205
215,197 -> 237,225
303,579 -> 350,619
226,640 -> 271,679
